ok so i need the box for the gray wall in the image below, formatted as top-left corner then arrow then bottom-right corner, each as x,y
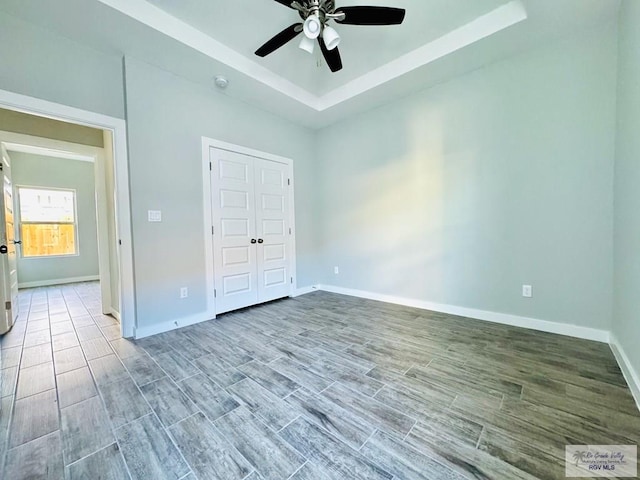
124,58 -> 318,330
0,11 -> 320,332
1,9 -> 632,345
316,24 -> 617,330
0,13 -> 124,119
613,1 -> 640,374
11,152 -> 99,285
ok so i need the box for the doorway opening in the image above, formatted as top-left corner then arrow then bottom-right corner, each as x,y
0,90 -> 135,338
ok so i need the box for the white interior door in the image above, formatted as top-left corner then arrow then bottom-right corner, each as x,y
210,148 -> 259,314
254,158 -> 291,303
0,145 -> 18,331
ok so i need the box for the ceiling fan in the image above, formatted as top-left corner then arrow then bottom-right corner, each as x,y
255,0 -> 406,72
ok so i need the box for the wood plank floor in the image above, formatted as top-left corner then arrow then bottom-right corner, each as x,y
1,283 -> 638,479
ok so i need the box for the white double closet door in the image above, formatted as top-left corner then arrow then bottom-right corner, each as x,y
210,148 -> 292,314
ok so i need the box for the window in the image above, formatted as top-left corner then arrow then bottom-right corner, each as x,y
18,187 -> 77,257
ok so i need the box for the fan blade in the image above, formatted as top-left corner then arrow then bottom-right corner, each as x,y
336,6 -> 406,25
255,23 -> 303,57
319,38 -> 343,72
273,0 -> 295,8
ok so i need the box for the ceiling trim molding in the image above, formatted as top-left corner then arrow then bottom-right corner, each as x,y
97,0 -> 527,112
316,1 -> 528,111
96,0 -> 319,107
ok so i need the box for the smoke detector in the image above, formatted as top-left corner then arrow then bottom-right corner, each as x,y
214,76 -> 229,89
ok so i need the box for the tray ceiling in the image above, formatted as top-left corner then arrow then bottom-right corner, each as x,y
0,0 -> 621,128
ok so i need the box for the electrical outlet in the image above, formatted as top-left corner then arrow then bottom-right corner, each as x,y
522,285 -> 533,298
180,287 -> 188,298
148,210 -> 162,222
334,266 -> 339,275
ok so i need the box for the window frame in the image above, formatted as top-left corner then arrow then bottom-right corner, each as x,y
16,185 -> 80,259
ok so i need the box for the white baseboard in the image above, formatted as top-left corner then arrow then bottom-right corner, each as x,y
110,308 -> 121,322
609,333 -> 640,411
134,311 -> 216,339
288,284 -> 638,411
19,275 -> 100,289
291,285 -> 318,297
135,285 -> 318,338
315,284 -> 610,343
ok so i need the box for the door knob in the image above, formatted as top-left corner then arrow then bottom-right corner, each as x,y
251,239 -> 257,244
0,245 -> 7,254
257,239 -> 264,244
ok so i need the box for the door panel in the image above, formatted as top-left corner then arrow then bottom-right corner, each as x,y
220,218 -> 250,237
4,181 -> 18,323
261,194 -> 285,211
262,219 -> 285,236
254,158 -> 291,303
0,145 -> 18,333
223,273 -> 253,295
220,190 -> 250,209
222,246 -> 250,266
263,267 -> 286,287
210,148 -> 258,314
219,159 -> 249,182
263,244 -> 285,262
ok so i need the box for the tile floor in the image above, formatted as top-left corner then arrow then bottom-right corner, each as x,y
0,282 -> 639,479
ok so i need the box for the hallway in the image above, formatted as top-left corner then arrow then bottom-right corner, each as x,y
0,282 -> 123,477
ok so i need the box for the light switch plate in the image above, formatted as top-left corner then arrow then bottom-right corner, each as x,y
148,210 -> 162,222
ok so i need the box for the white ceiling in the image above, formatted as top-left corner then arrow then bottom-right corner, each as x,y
0,0 -> 620,128
144,0 -> 511,93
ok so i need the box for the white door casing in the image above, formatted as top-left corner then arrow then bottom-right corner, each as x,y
205,141 -> 295,316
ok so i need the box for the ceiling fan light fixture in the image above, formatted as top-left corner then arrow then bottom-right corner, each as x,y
299,35 -> 315,54
322,25 -> 340,50
303,14 -> 321,39
258,1 -> 407,73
